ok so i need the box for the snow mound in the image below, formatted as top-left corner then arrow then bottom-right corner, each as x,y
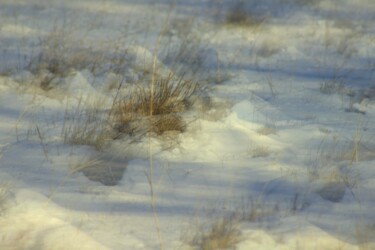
0,190 -> 110,250
237,224 -> 358,250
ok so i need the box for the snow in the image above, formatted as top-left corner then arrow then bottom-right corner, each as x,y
1,0 -> 375,249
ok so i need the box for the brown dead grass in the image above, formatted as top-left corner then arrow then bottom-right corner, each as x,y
189,214 -> 241,250
225,2 -> 266,27
114,73 -> 196,136
62,97 -> 112,150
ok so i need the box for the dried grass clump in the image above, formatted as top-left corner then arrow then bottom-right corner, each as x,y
114,73 -> 197,136
189,214 -> 241,250
250,145 -> 271,158
317,134 -> 363,165
29,27 -> 93,76
27,26 -> 115,91
257,125 -> 277,135
62,74 -> 198,148
225,2 -> 265,27
153,114 -> 185,135
238,196 -> 279,222
320,79 -> 344,94
138,74 -> 196,116
62,97 -> 112,150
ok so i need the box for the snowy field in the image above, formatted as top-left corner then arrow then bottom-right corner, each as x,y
0,0 -> 374,249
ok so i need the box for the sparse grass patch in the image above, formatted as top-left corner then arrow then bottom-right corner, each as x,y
317,130 -> 363,165
249,145 -> 271,158
25,25 -> 131,91
56,72 -> 200,150
309,126 -> 369,201
70,157 -> 104,175
153,114 -> 186,135
0,143 -> 9,160
319,79 -> 344,95
29,26 -> 96,77
225,1 -> 265,27
199,218 -> 240,250
160,16 -> 228,84
113,73 -> 197,136
0,182 -> 11,215
118,74 -> 196,116
184,195 -> 295,250
187,213 -> 241,250
310,167 -> 351,195
257,124 -> 277,135
62,97 -> 113,150
238,196 -> 277,222
256,40 -> 284,59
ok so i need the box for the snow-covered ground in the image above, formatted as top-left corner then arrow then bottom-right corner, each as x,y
0,0 -> 374,249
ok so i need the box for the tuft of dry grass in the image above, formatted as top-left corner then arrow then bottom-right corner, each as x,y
188,213 -> 241,250
60,73 -> 199,149
113,73 -> 197,136
26,25 -> 131,91
0,182 -> 11,215
309,125 -> 369,201
237,196 -> 280,222
320,79 -> 344,95
153,114 -> 186,135
184,195 -> 284,250
249,145 -> 271,158
316,128 -> 364,166
225,2 -> 265,27
257,125 -> 277,136
29,26 -> 91,76
226,2 -> 250,25
116,74 -> 196,116
62,97 -> 112,150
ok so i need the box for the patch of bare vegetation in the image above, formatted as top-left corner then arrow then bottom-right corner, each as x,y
62,97 -> 113,151
29,26 -> 100,77
184,193 -> 308,249
113,73 -> 197,137
249,145 -> 271,158
317,131 -> 365,165
160,16 -> 229,84
237,196 -> 279,222
186,213 -> 241,250
225,1 -> 266,27
60,72 -> 200,152
22,25 -> 135,92
309,126 -> 373,202
319,79 -> 344,95
257,125 -> 277,135
0,182 -> 11,215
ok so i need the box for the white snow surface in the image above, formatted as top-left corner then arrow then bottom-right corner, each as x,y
0,0 -> 375,249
